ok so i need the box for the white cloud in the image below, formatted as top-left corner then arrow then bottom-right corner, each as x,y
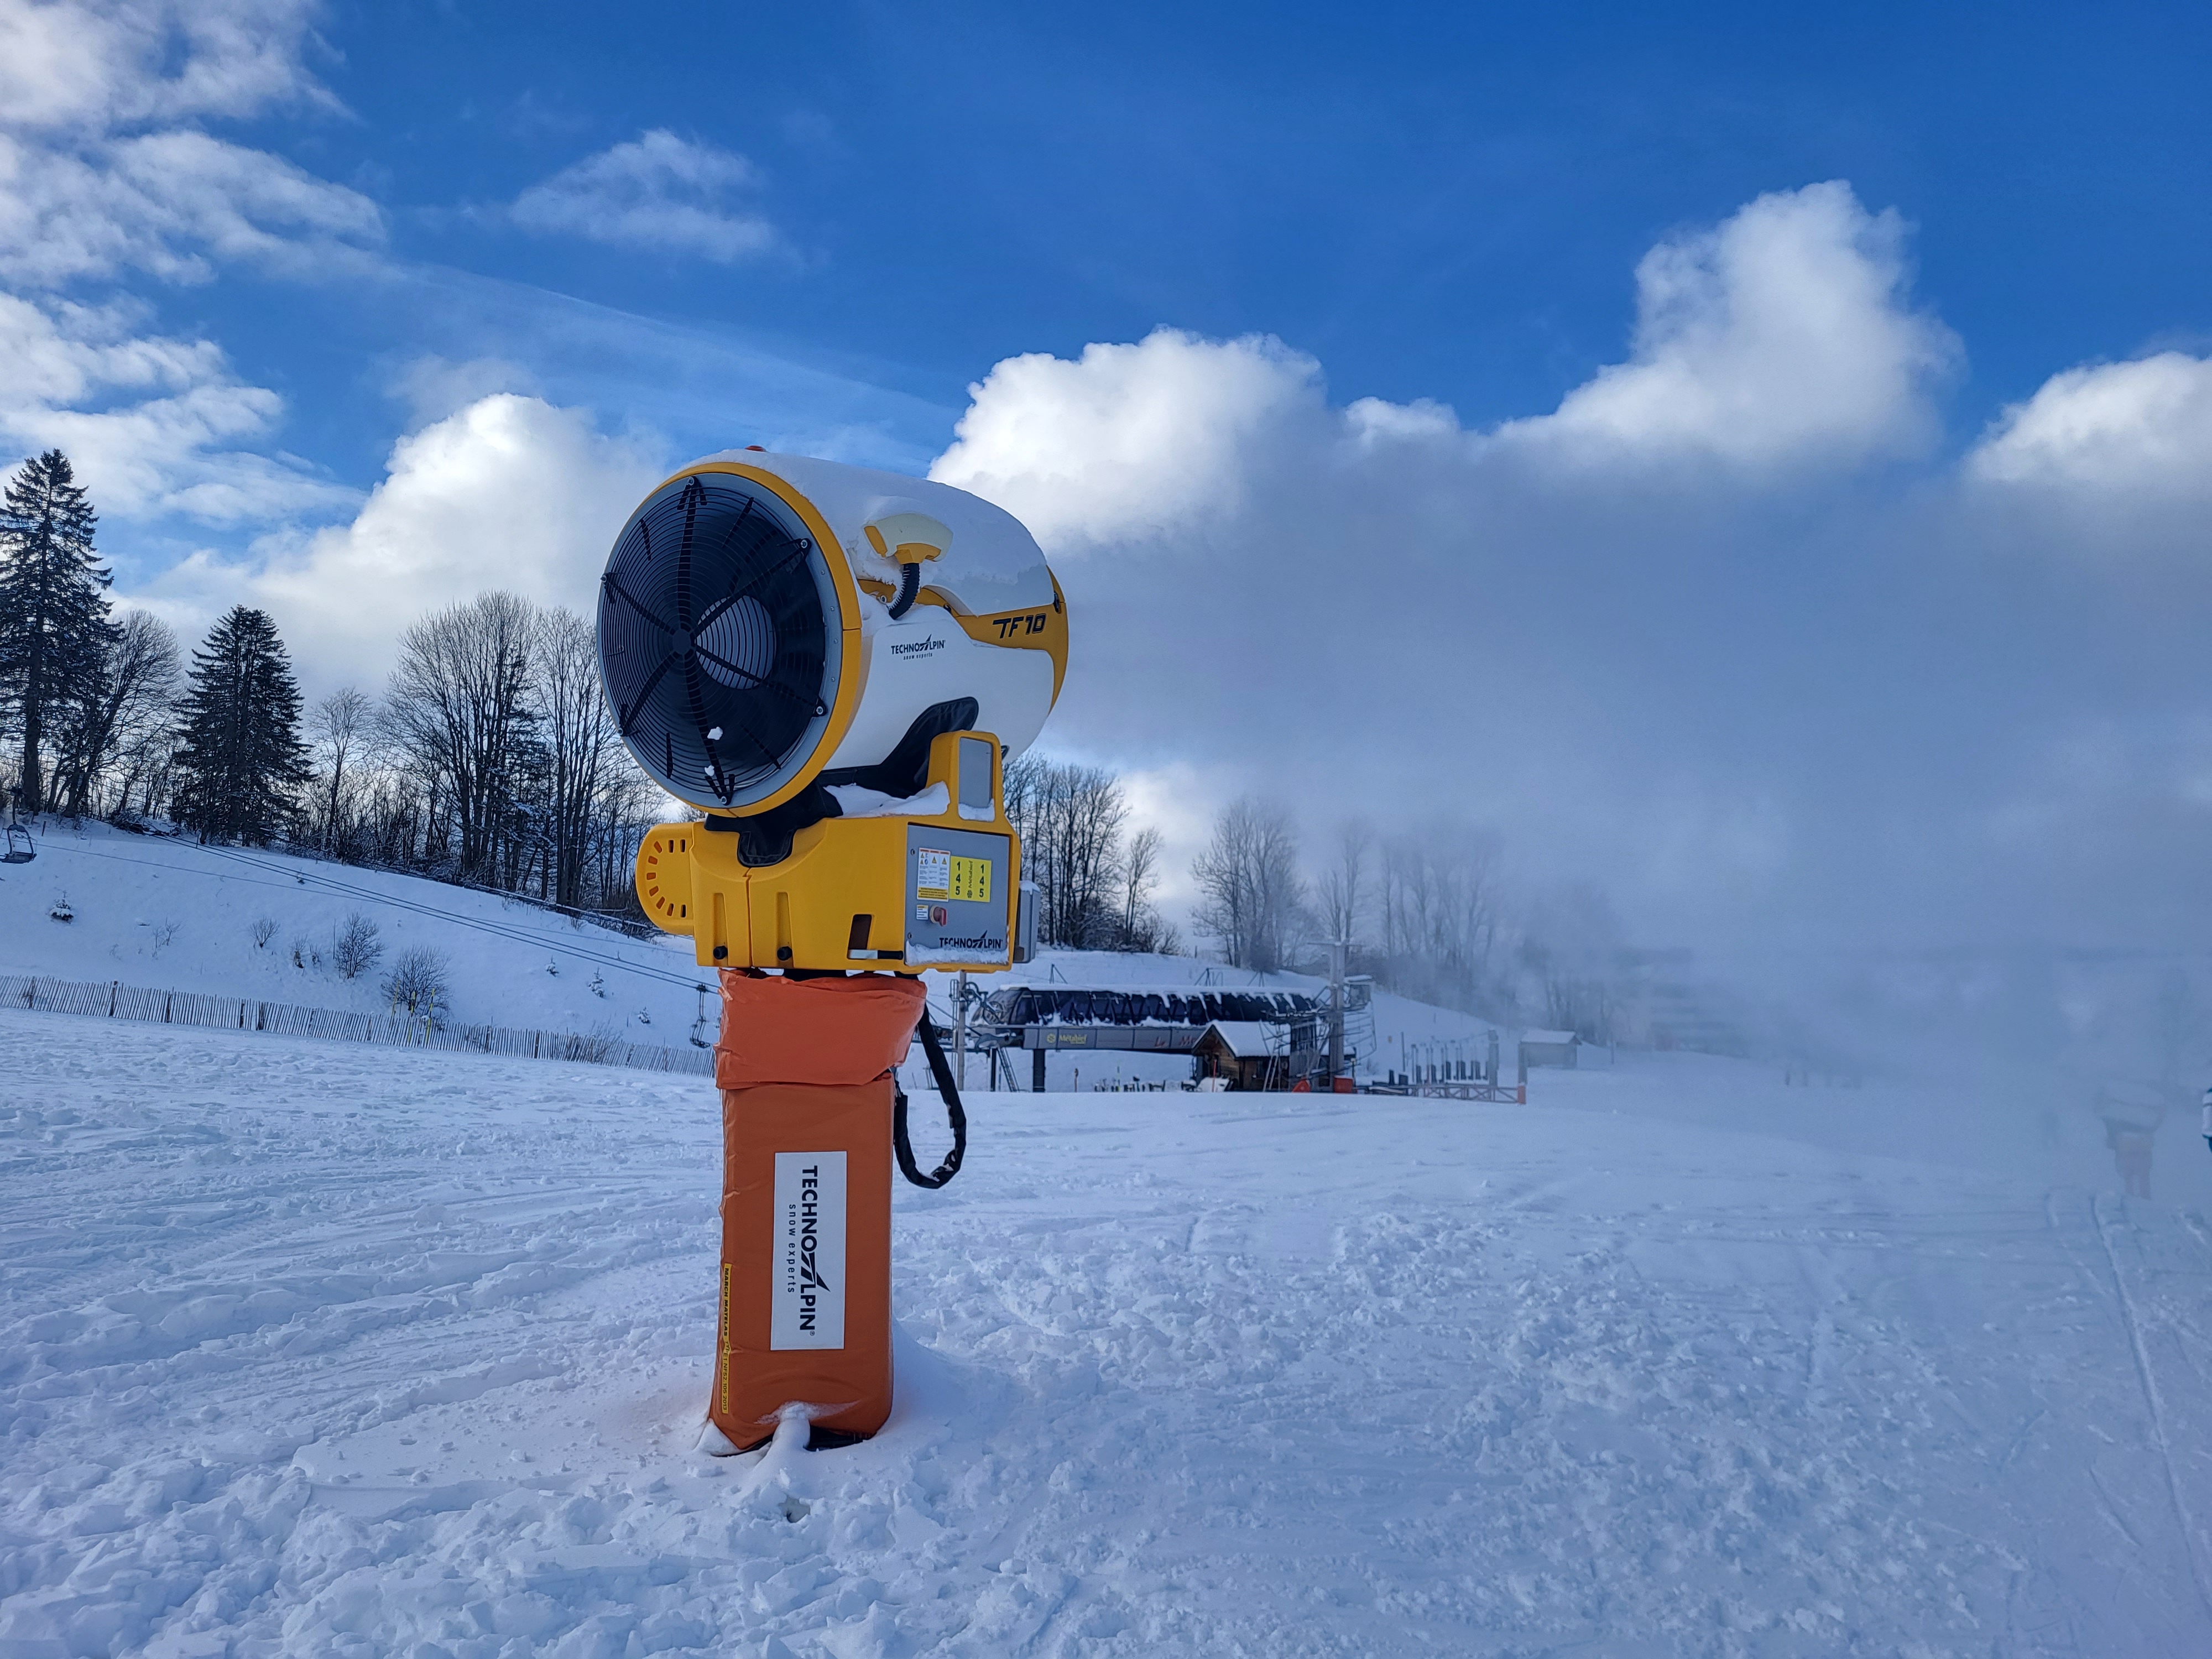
510,130 -> 781,263
138,393 -> 666,691
1966,351 -> 2212,495
0,0 -> 334,131
0,291 -> 354,523
929,328 -> 1324,548
1498,181 -> 1959,472
931,186 -> 1959,563
0,128 -> 383,286
386,353 -> 542,431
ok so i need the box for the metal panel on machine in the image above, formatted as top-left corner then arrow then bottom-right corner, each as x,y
904,826 -> 1011,965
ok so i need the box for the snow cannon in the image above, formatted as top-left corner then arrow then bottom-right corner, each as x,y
595,450 -> 1066,1452
600,450 -> 1062,974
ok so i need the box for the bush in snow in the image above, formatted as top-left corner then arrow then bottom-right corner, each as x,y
384,946 -> 450,1021
571,1024 -> 623,1063
251,916 -> 278,948
331,911 -> 383,979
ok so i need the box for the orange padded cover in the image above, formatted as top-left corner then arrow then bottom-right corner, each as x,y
714,970 -> 925,1087
708,972 -> 924,1451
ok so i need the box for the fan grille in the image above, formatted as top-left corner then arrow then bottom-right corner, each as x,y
598,473 -> 839,810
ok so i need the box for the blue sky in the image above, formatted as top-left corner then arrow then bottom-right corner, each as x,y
41,0 -> 2212,503
5,0 -> 2212,952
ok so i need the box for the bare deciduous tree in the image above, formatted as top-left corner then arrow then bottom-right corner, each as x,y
382,593 -> 541,881
1118,824 -> 1165,950
1193,796 -> 1305,971
309,685 -> 374,856
1317,818 -> 1374,955
535,608 -> 629,908
1377,822 -> 1504,1009
384,945 -> 451,1021
51,609 -> 179,819
1005,754 -> 1133,948
331,911 -> 384,980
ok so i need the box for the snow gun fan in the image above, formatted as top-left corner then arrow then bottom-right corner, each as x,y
596,450 -> 1065,973
597,472 -> 840,816
593,451 -> 1069,1456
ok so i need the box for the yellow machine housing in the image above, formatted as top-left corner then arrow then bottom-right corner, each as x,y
635,731 -> 1027,973
598,450 -> 1063,979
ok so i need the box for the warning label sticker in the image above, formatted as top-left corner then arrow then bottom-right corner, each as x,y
916,847 -> 951,899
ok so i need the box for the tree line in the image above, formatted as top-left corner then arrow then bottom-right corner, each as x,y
1003,753 -> 1175,954
0,451 -> 658,915
1192,795 -> 1624,1040
997,753 -> 1621,1039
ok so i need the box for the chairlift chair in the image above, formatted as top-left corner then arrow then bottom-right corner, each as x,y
2,824 -> 33,864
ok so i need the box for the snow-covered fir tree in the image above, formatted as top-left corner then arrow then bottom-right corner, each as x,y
171,606 -> 312,845
0,450 -> 116,813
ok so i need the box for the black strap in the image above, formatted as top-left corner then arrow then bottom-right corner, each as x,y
893,1016 -> 968,1188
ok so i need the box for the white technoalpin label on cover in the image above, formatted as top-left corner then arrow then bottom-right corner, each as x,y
771,1151 -> 847,1350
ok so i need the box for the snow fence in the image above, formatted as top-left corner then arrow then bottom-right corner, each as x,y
0,971 -> 715,1077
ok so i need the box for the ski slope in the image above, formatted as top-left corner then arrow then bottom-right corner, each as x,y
0,818 -> 1499,1095
4,1008 -> 2210,1656
0,819 -> 717,1040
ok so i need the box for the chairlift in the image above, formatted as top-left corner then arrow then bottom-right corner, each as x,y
2,823 -> 32,864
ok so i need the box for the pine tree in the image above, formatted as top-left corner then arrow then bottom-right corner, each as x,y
0,450 -> 116,813
171,606 -> 311,844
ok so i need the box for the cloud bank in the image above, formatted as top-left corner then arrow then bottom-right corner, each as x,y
931,182 -> 2212,953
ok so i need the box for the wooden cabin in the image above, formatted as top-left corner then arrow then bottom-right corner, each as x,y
1192,1021 -> 1287,1091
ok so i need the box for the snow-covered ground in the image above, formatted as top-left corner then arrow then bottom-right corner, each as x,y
5,1006 -> 2210,1656
0,820 -> 716,1041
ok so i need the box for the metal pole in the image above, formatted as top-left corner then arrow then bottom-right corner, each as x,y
954,969 -> 969,1088
1327,940 -> 1346,1086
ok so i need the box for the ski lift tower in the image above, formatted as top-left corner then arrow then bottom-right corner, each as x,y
1326,939 -> 1347,1086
